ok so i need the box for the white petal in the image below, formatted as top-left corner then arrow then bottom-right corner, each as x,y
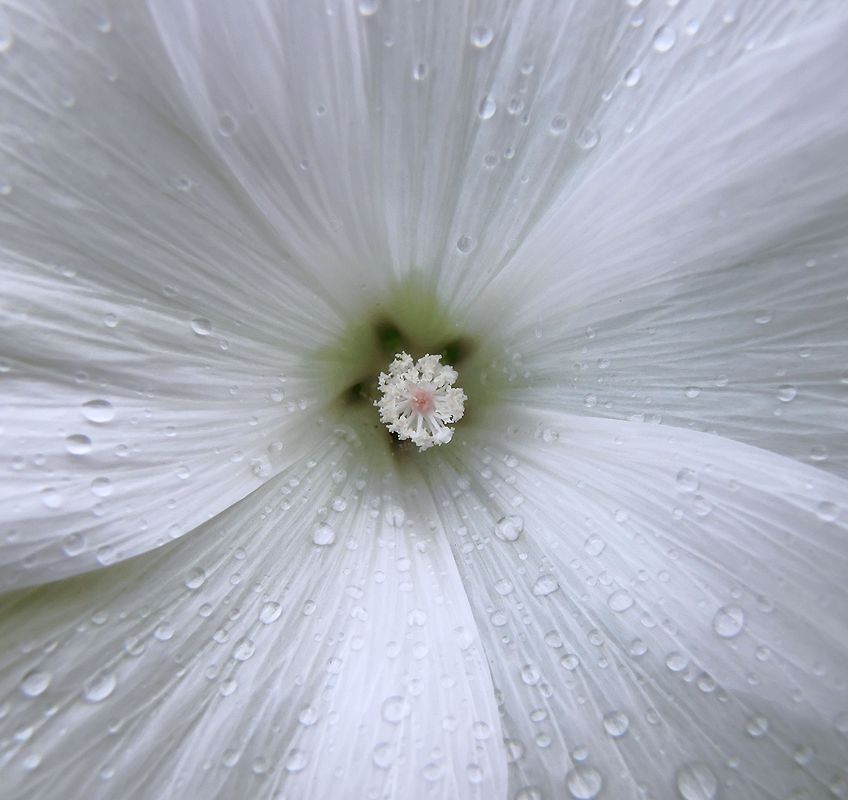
0,437 -> 506,799
427,412 -> 848,798
492,12 -> 848,472
0,4 -> 339,587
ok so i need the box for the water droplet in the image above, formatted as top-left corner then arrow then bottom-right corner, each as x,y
83,671 -> 116,703
745,713 -> 768,737
470,25 -> 494,48
624,66 -> 641,87
90,477 -> 112,497
549,114 -> 569,135
372,742 -> 393,769
754,310 -> 773,324
298,705 -> 318,726
191,318 -> 212,336
412,62 -> 428,81
676,468 -> 699,493
665,652 -> 689,672
584,535 -> 605,557
478,95 -> 497,120
65,434 -> 92,455
217,114 -> 238,137
575,125 -> 600,151
817,501 -> 838,522
520,664 -> 540,685
456,234 -> 477,254
184,568 -> 206,590
355,0 -> 384,14
566,765 -> 603,799
20,670 -> 51,698
608,589 -> 634,612
62,533 -> 86,556
494,515 -> 524,542
312,523 -> 336,546
713,605 -> 745,638
652,25 -> 676,52
82,399 -> 115,424
382,695 -> 411,723
560,653 -> 580,670
603,710 -> 629,737
467,763 -> 484,784
676,763 -> 717,800
777,384 -> 797,402
285,749 -> 309,772
233,638 -> 255,661
260,601 -> 282,624
532,574 -> 559,597
41,488 -> 63,510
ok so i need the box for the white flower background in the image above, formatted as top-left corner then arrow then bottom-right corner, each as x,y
1,1 -> 847,798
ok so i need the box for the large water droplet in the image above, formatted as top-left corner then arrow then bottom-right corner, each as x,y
191,317 -> 212,336
532,574 -> 559,597
470,25 -> 494,48
566,765 -> 603,799
584,535 -> 605,557
382,695 -> 411,723
65,434 -> 92,455
20,670 -> 51,698
676,468 -> 699,493
494,515 -> 524,542
608,589 -> 634,612
623,66 -> 641,87
358,0 -> 379,15
478,95 -> 497,120
676,763 -> 717,800
312,523 -> 336,546
713,605 -> 745,638
603,710 -> 629,737
260,601 -> 282,624
652,25 -> 676,52
83,671 -> 116,703
82,399 -> 115,424
575,125 -> 600,151
777,384 -> 797,402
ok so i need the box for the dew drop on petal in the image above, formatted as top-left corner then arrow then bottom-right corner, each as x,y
62,533 -> 86,556
575,125 -> 600,151
713,605 -> 745,638
382,695 -> 411,723
456,235 -> 477,254
478,95 -> 497,120
357,0 -> 379,16
233,638 -> 255,661
623,66 -> 641,87
676,468 -> 699,493
83,672 -> 116,703
312,523 -> 336,546
260,601 -> 283,624
532,574 -> 559,597
777,384 -> 797,402
607,589 -> 634,613
603,710 -> 629,737
285,749 -> 309,772
676,763 -> 718,800
652,25 -> 676,52
184,568 -> 206,590
20,670 -> 51,698
470,25 -> 493,48
566,765 -> 603,799
82,399 -> 114,424
494,515 -> 524,542
191,317 -> 212,336
585,535 -> 605,557
65,434 -> 92,455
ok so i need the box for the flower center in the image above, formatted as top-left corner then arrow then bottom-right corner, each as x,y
375,352 -> 466,451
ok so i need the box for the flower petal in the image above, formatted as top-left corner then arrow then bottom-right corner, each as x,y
427,412 -> 848,798
0,3 -> 339,587
0,436 -> 506,798
493,10 -> 848,473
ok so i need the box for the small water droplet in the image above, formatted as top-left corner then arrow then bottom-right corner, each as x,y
549,114 -> 569,135
584,535 -> 605,557
312,523 -> 335,546
566,765 -> 603,799
457,234 -> 477,254
217,114 -> 238,137
412,62 -> 428,81
624,66 -> 641,87
676,468 -> 699,493
82,399 -> 115,424
745,713 -> 768,737
184,568 -> 206,590
494,515 -> 524,542
19,670 -> 51,698
382,695 -> 411,723
652,26 -> 677,52
713,605 -> 745,638
478,95 -> 497,120
260,601 -> 282,624
777,384 -> 797,402
608,589 -> 634,612
65,434 -> 92,455
191,317 -> 212,336
285,749 -> 309,772
575,125 -> 600,150
470,25 -> 494,48
532,574 -> 559,597
83,672 -> 116,703
676,763 -> 717,800
41,488 -> 63,510
233,638 -> 255,661
62,533 -> 86,556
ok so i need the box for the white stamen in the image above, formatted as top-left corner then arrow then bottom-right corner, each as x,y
375,352 -> 466,451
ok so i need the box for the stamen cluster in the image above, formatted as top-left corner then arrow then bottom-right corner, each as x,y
375,352 -> 466,451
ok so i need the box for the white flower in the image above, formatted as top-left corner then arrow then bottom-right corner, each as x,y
1,2 -> 847,799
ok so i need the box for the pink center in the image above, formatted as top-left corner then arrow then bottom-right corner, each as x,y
411,387 -> 435,414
